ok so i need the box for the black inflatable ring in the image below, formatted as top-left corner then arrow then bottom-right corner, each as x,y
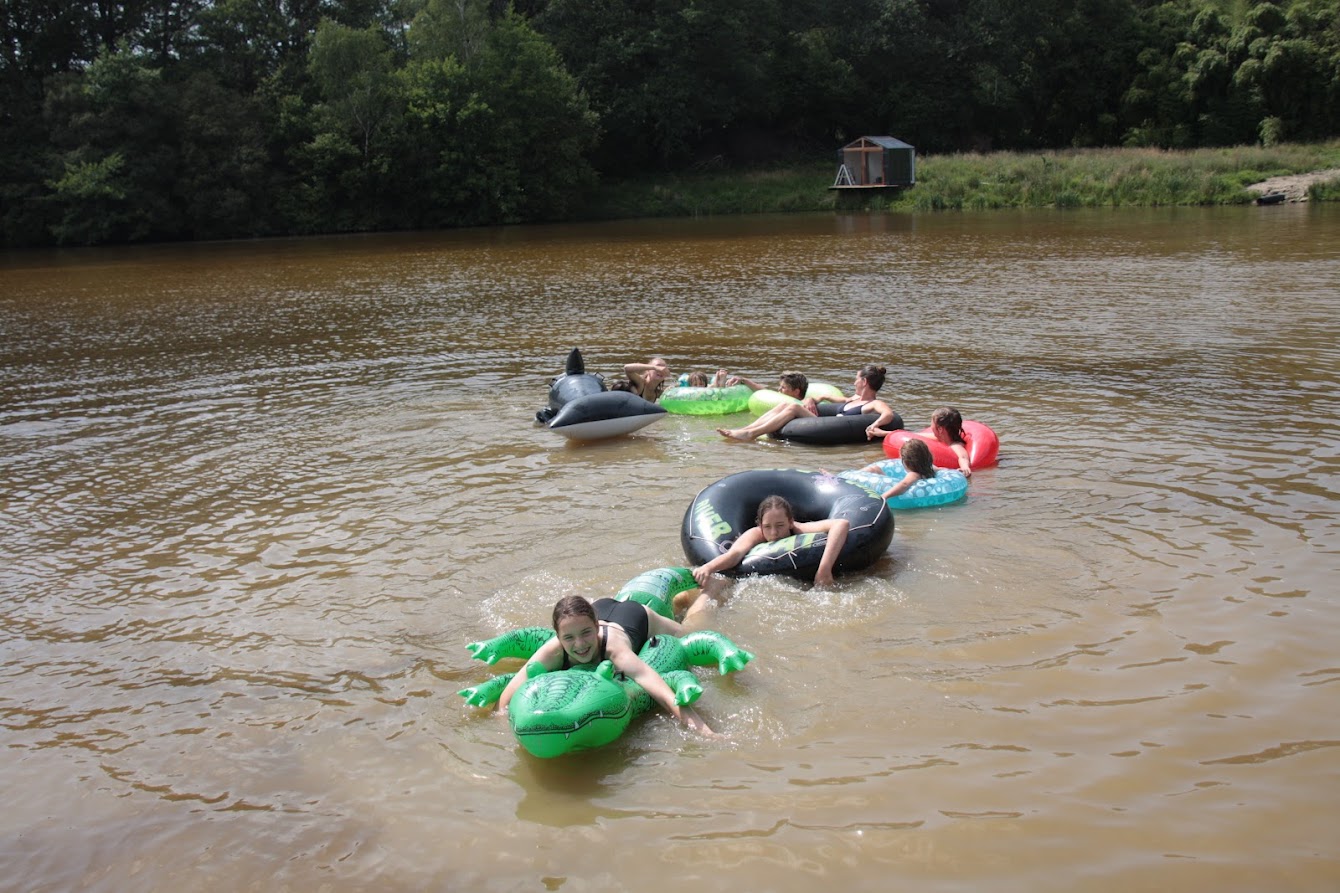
774,403 -> 905,446
681,469 -> 894,580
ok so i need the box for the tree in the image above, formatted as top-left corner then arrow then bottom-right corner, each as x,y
401,8 -> 597,224
43,44 -> 179,242
299,20 -> 400,229
537,0 -> 789,170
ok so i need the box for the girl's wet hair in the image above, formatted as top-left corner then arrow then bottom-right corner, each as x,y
778,371 -> 808,394
552,595 -> 596,630
932,406 -> 965,444
686,371 -> 709,387
900,438 -> 936,477
756,495 -> 795,526
859,364 -> 887,392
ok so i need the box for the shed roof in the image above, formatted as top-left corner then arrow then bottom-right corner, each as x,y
843,136 -> 915,150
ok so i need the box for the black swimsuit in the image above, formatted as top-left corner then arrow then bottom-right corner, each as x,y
838,400 -> 868,416
559,599 -> 650,669
595,598 -> 649,652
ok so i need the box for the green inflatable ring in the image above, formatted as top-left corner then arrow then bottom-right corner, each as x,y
747,382 -> 845,415
660,384 -> 752,415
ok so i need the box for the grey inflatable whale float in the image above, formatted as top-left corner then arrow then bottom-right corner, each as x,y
536,348 -> 666,440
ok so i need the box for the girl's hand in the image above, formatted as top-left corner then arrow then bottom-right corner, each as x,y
681,709 -> 720,738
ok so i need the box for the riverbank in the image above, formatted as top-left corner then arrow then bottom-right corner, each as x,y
576,141 -> 1340,219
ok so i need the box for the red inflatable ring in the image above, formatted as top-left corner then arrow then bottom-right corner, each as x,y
882,420 -> 999,470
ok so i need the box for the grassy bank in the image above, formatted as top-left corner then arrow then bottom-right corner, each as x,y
577,141 -> 1340,219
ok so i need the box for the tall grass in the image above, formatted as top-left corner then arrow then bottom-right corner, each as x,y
576,141 -> 1340,219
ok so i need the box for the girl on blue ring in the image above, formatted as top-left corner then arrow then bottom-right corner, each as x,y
867,438 -> 938,500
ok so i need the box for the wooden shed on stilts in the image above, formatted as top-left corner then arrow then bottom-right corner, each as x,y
831,136 -> 916,190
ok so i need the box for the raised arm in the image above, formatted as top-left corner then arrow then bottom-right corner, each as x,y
625,361 -> 667,388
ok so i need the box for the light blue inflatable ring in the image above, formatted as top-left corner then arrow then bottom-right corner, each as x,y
838,460 -> 968,509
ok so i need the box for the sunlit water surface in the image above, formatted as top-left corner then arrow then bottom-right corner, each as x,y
2,205 -> 1338,892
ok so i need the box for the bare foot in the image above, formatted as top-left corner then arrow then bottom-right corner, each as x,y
683,579 -> 732,627
681,593 -> 715,627
717,427 -> 754,441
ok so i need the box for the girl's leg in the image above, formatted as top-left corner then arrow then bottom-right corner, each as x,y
676,575 -> 732,629
718,402 -> 807,441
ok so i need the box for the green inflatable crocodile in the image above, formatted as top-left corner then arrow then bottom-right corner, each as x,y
459,567 -> 752,758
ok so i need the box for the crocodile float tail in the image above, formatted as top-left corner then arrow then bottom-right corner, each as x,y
614,566 -> 700,619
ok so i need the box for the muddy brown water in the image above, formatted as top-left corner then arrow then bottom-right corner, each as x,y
2,204 -> 1338,892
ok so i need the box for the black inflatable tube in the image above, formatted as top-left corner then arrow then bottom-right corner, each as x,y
681,469 -> 894,581
774,403 -> 905,446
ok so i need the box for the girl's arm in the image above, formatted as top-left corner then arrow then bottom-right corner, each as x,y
794,518 -> 850,587
496,638 -> 564,713
693,527 -> 765,584
624,362 -> 666,396
611,648 -> 717,736
624,361 -> 660,381
880,472 -> 922,499
807,389 -> 848,413
864,400 -> 899,438
951,443 -> 972,477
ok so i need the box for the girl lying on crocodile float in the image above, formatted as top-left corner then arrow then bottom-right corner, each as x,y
461,568 -> 752,756
498,594 -> 720,736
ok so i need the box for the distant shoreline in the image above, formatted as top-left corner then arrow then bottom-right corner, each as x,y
578,142 -> 1340,220
1244,168 -> 1340,202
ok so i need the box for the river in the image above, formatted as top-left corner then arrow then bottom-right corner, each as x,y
2,204 -> 1337,892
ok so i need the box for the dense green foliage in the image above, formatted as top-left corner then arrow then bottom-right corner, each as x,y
2,0 -> 1338,246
